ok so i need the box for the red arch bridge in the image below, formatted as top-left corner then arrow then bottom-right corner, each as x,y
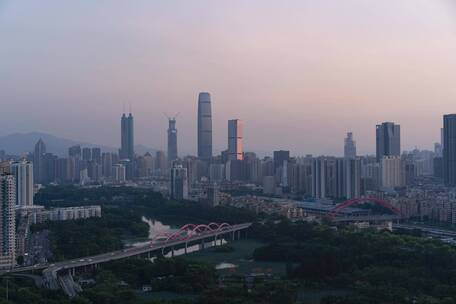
328,197 -> 402,222
151,222 -> 245,255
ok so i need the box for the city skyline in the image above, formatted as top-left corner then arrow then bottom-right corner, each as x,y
0,110 -> 451,158
3,1 -> 456,299
1,1 -> 456,155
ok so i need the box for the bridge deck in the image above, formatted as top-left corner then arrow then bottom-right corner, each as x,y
4,223 -> 251,277
331,215 -> 401,222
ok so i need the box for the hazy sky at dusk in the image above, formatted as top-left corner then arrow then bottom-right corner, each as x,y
1,0 -> 456,156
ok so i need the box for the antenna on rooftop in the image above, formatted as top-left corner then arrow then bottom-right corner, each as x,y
163,112 -> 180,120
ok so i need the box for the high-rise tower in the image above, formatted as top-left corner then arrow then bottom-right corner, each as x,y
444,114 -> 456,186
344,132 -> 357,159
273,150 -> 290,170
33,139 -> 46,183
376,122 -> 400,162
170,164 -> 189,200
228,119 -> 243,161
197,92 -> 212,160
120,113 -> 134,160
10,161 -> 34,207
0,174 -> 16,269
167,116 -> 178,162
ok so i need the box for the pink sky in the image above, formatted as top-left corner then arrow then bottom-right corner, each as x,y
1,0 -> 456,156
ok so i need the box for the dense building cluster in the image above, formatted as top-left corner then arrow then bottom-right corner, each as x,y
1,92 -> 456,268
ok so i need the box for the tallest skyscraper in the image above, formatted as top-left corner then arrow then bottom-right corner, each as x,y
120,112 -> 134,160
197,92 -> 212,160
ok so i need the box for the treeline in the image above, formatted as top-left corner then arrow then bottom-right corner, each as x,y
35,185 -> 257,224
80,258 -> 295,304
31,208 -> 148,261
252,220 -> 456,303
151,202 -> 256,224
96,258 -> 215,292
0,277 -> 73,304
34,185 -> 167,209
32,185 -> 256,262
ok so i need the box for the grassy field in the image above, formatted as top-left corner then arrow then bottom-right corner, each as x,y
138,291 -> 196,301
184,239 -> 288,276
297,289 -> 351,304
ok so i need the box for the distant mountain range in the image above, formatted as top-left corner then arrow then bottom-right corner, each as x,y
0,132 -> 157,157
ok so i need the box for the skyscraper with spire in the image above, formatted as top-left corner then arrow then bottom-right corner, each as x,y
120,112 -> 134,160
167,116 -> 178,162
197,92 -> 212,160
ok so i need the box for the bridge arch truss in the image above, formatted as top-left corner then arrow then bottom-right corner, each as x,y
329,197 -> 401,219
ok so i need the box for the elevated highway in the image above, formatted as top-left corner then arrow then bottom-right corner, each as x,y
332,215 -> 401,223
5,222 -> 252,297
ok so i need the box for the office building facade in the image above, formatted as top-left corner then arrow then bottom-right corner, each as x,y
112,164 -> 126,184
10,161 -> 34,207
120,113 -> 134,160
197,92 -> 212,160
167,117 -> 178,162
344,132 -> 356,159
0,174 -> 16,269
33,139 -> 46,183
444,114 -> 456,186
381,156 -> 403,188
273,150 -> 290,171
376,122 -> 400,162
228,119 -> 243,161
170,165 -> 189,200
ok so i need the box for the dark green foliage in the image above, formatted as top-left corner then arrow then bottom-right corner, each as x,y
213,244 -> 235,253
35,185 -> 256,224
31,185 -> 257,262
198,281 -> 295,304
30,185 -> 456,303
31,208 -> 148,261
100,258 -> 216,293
0,277 -> 71,304
252,220 -> 456,303
151,202 -> 256,224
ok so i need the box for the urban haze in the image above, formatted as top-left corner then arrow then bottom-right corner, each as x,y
2,1 -> 456,304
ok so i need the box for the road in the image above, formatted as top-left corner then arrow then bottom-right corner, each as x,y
393,223 -> 456,237
332,215 -> 401,222
43,222 -> 251,275
35,222 -> 251,296
4,223 -> 251,278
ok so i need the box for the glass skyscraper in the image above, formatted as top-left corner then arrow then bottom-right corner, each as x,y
167,117 -> 178,162
376,122 -> 400,162
444,114 -> 456,186
228,119 -> 243,161
120,113 -> 134,160
197,92 -> 212,160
